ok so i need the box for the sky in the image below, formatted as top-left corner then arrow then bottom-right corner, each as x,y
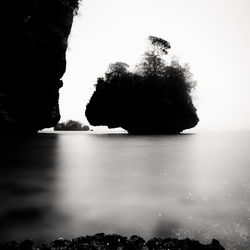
61,0 -> 250,131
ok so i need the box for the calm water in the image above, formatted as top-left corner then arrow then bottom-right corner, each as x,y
0,131 -> 250,249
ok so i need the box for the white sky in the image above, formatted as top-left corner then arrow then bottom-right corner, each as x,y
61,0 -> 250,131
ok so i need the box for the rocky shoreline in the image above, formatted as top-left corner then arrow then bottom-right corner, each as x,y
0,234 -> 224,250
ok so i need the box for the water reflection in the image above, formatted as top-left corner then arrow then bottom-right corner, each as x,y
0,134 -> 66,242
0,132 -> 250,249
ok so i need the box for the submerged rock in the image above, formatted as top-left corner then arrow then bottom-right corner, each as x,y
1,0 -> 80,133
0,234 -> 225,250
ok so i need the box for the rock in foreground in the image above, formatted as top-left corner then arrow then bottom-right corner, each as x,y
0,234 -> 225,250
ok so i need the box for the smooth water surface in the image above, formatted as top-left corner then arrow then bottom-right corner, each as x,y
0,131 -> 250,249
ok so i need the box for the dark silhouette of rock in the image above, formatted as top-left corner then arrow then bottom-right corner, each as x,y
86,37 -> 199,134
1,0 -> 80,133
19,239 -> 33,250
0,234 -> 225,250
54,120 -> 90,131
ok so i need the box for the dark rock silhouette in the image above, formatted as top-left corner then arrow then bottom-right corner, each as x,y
54,120 -> 90,131
0,234 -> 225,250
1,0 -> 80,133
86,37 -> 199,134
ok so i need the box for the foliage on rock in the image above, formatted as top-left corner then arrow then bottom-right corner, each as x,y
86,36 -> 199,134
54,120 -> 89,131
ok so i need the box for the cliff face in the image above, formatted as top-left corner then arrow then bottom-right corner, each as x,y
1,0 -> 80,132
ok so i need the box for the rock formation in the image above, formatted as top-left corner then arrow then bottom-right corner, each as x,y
54,120 -> 90,131
86,58 -> 199,134
1,0 -> 80,133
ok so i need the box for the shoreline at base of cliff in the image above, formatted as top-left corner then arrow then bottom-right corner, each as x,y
0,233 -> 225,250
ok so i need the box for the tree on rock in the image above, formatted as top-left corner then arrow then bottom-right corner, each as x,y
85,36 -> 199,134
135,36 -> 170,77
54,120 -> 89,131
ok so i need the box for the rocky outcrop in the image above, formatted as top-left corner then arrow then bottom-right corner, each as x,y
1,0 -> 80,133
0,234 -> 225,250
86,65 -> 199,134
54,120 -> 90,131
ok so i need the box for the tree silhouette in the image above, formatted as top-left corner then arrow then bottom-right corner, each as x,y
105,62 -> 130,80
136,36 -> 171,77
54,120 -> 89,131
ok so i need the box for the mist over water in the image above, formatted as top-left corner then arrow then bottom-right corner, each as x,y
0,132 -> 250,249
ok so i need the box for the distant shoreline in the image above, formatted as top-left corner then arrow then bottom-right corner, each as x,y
53,128 -> 90,131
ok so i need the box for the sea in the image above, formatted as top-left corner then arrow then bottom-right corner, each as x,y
0,131 -> 250,249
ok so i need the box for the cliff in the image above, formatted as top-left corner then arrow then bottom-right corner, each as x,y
1,0 -> 80,133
